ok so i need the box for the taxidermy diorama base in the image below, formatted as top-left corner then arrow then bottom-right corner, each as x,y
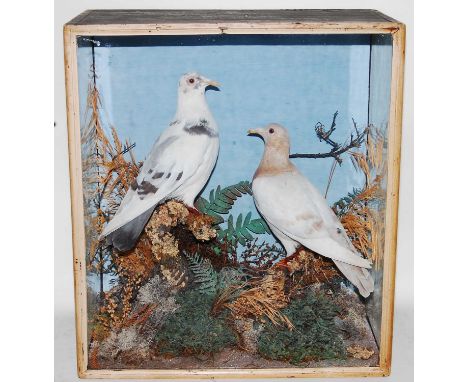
88,201 -> 379,370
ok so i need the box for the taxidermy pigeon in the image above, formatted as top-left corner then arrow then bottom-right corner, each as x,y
100,72 -> 221,252
248,123 -> 374,297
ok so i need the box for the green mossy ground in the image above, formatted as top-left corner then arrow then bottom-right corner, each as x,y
154,289 -> 236,356
258,290 -> 346,364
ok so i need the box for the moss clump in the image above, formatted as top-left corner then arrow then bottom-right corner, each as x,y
154,289 -> 236,356
258,290 -> 346,364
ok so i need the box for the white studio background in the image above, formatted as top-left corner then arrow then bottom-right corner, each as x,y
54,1 -> 413,382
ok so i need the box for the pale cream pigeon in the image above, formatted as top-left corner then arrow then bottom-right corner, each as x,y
248,123 -> 374,297
100,72 -> 221,252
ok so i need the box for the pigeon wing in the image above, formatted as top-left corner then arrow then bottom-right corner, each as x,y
100,127 -> 210,238
253,172 -> 371,269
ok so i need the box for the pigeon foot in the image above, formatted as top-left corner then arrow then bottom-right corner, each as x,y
275,248 -> 303,270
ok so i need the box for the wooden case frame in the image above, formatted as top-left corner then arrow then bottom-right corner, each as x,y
64,9 -> 405,379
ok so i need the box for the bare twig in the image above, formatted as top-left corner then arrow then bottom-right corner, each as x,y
289,111 -> 368,164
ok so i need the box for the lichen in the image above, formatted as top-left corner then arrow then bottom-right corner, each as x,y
187,213 -> 217,241
144,200 -> 216,260
149,200 -> 189,228
232,317 -> 264,353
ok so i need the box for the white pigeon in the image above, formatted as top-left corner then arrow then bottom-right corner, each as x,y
248,123 -> 374,297
100,72 -> 221,251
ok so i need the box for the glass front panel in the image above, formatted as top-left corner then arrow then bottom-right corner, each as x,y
77,34 -> 392,369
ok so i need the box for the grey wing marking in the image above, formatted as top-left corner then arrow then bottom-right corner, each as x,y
129,135 -> 182,201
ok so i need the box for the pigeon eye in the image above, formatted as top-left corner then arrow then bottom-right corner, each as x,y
269,128 -> 275,134
188,78 -> 195,84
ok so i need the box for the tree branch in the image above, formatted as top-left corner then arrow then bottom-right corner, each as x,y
289,111 -> 367,164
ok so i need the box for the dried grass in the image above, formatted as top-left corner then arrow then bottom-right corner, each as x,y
340,126 -> 387,269
222,271 -> 294,330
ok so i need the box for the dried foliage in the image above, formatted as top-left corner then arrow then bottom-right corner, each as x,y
237,238 -> 285,271
81,63 -> 142,295
347,345 -> 375,360
145,200 -> 216,261
93,201 -> 215,334
90,274 -> 180,368
144,201 -> 188,261
222,270 -> 294,330
88,343 -> 100,369
104,237 -> 157,324
159,263 -> 188,291
332,127 -> 387,269
277,249 -> 340,293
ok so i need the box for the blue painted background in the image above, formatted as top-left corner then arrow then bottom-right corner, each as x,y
77,34 -> 391,290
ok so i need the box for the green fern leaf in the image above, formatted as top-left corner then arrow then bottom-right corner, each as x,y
208,212 -> 224,225
194,181 -> 253,223
235,214 -> 243,231
194,197 -> 209,213
193,181 -> 272,247
184,252 -> 218,296
240,227 -> 254,241
210,204 -> 231,214
245,218 -> 271,235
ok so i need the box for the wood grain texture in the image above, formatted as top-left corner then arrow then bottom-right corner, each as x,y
81,367 -> 387,379
63,10 -> 405,379
66,9 -> 398,25
64,26 -> 89,377
378,24 -> 406,376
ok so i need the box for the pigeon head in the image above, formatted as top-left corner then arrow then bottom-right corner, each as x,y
248,123 -> 290,150
249,124 -> 293,175
178,72 -> 220,95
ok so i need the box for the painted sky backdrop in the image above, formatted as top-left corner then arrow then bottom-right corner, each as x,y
77,34 -> 392,289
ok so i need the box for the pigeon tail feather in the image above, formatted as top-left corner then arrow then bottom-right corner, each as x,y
105,208 -> 154,252
334,260 -> 375,298
299,237 -> 371,268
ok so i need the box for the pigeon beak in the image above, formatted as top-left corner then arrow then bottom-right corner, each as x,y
247,128 -> 263,138
203,77 -> 221,89
207,79 -> 221,88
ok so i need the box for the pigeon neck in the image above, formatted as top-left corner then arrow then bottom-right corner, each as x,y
254,143 -> 295,178
176,90 -> 211,121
